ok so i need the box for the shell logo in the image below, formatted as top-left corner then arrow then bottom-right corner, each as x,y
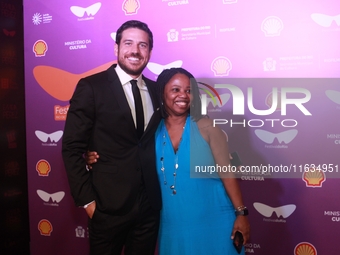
33,40 -> 48,57
302,168 -> 326,187
294,242 -> 317,255
36,159 -> 51,176
38,219 -> 53,236
211,57 -> 232,76
122,0 -> 140,15
261,16 -> 284,37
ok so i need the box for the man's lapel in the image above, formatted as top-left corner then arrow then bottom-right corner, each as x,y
107,65 -> 136,133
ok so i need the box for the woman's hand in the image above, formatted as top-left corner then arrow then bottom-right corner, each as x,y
85,151 -> 99,170
231,215 -> 250,245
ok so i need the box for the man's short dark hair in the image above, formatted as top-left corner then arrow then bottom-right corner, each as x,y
116,20 -> 153,50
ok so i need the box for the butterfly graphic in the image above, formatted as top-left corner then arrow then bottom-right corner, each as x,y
325,90 -> 340,105
147,60 -> 183,75
311,13 -> 340,27
254,129 -> 298,144
37,190 -> 65,203
35,130 -> 63,143
110,32 -> 117,41
253,202 -> 296,218
33,61 -> 115,101
70,2 -> 102,18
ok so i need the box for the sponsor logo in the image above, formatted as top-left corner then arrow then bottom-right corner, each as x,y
33,40 -> 48,57
70,2 -> 101,20
324,211 -> 340,222
302,168 -> 326,187
54,105 -> 69,121
311,13 -> 340,27
263,58 -> 276,71
147,60 -> 183,75
38,219 -> 53,236
327,134 -> 340,145
294,242 -> 317,255
261,16 -> 284,37
244,243 -> 261,253
167,29 -> 179,42
64,39 -> 92,50
32,13 -> 42,25
32,13 -> 52,25
162,0 -> 189,6
254,202 -> 296,218
254,202 -> 296,223
255,129 -> 298,144
35,130 -> 63,145
122,0 -> 140,15
241,173 -> 266,181
37,190 -> 65,203
211,57 -> 232,76
37,190 -> 65,206
36,159 -> 51,176
75,226 -> 86,238
33,61 -> 115,101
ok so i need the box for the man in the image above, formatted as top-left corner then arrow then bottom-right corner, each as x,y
62,20 -> 161,255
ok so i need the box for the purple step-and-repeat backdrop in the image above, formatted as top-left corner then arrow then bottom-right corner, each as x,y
24,0 -> 340,254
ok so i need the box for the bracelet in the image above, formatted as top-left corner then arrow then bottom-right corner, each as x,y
235,206 -> 249,216
235,205 -> 247,211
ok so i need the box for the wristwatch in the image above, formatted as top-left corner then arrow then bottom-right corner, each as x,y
235,206 -> 249,216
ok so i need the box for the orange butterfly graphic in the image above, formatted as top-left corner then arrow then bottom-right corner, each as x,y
33,61 -> 116,101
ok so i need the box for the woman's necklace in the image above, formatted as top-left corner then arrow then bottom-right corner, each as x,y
160,118 -> 187,195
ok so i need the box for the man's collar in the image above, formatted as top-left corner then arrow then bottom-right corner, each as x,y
115,64 -> 143,86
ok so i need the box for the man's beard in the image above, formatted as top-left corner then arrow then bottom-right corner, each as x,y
118,53 -> 148,76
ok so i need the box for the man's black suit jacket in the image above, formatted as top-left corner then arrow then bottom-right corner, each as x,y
62,64 -> 162,215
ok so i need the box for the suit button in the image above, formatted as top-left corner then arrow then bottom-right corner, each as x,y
138,143 -> 142,148
136,168 -> 140,172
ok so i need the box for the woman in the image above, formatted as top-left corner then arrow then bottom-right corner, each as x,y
87,68 -> 250,254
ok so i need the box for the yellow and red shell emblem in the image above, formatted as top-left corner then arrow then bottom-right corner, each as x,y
294,242 -> 317,255
303,168 -> 326,187
38,219 -> 53,236
33,40 -> 48,57
36,159 -> 51,176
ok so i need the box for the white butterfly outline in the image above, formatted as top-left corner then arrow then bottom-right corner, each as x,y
253,202 -> 296,218
37,190 -> 65,203
35,130 -> 63,143
147,60 -> 183,75
70,2 -> 102,18
311,13 -> 340,27
254,129 -> 298,144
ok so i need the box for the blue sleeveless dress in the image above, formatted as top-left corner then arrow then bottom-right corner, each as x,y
155,116 -> 245,255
